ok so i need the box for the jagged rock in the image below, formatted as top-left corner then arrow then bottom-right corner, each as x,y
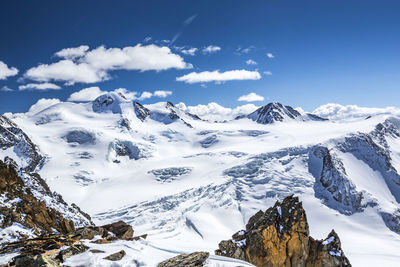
103,250 -> 126,261
158,252 -> 209,267
0,161 -> 78,235
0,115 -> 44,172
215,195 -> 351,267
133,101 -> 150,121
3,237 -> 88,267
237,102 -> 327,124
101,221 -> 134,240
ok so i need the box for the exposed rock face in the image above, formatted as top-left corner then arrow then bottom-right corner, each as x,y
0,160 -> 93,241
0,115 -> 44,172
158,252 -> 210,267
237,102 -> 327,124
215,195 -> 351,267
133,101 -> 150,122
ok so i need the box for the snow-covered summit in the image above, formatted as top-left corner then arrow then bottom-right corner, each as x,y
239,102 -> 327,124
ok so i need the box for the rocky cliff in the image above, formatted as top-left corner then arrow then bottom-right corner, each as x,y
0,159 -> 92,242
215,195 -> 351,267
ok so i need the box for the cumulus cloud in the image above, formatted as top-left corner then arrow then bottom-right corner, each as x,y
176,69 -> 261,84
246,59 -> 257,65
313,103 -> 400,121
1,86 -> 13,92
19,83 -> 61,91
25,44 -> 192,85
181,47 -> 198,56
153,90 -> 172,98
67,86 -> 105,101
176,102 -> 258,121
202,45 -> 221,54
55,45 -> 89,59
0,61 -> 18,80
266,53 -> 274,58
83,44 -> 192,71
238,92 -> 264,102
25,60 -> 108,85
27,98 -> 61,114
137,91 -> 153,100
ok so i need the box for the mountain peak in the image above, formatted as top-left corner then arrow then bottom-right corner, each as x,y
244,102 -> 327,124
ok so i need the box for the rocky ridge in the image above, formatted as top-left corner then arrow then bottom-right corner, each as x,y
215,195 -> 350,267
237,102 -> 327,124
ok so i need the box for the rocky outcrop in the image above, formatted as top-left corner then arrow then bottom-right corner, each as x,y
0,160 -> 74,235
0,115 -> 44,172
0,160 -> 93,241
1,221 -> 144,266
158,252 -> 210,267
215,195 -> 351,267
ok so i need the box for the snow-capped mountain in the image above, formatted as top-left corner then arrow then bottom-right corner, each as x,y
2,96 -> 400,266
237,102 -> 327,124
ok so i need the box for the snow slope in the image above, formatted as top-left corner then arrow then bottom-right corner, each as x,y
3,96 -> 400,266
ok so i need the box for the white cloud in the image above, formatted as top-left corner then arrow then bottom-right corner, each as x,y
181,47 -> 198,56
25,44 -> 192,85
1,86 -> 13,92
27,98 -> 61,114
313,103 -> 400,121
266,53 -> 274,58
25,60 -> 108,85
137,91 -> 153,100
202,45 -> 221,54
246,59 -> 257,65
114,88 -> 137,100
67,86 -> 105,101
67,87 -> 171,102
263,71 -> 272,75
0,61 -> 18,80
55,45 -> 89,59
238,92 -> 264,102
153,90 -> 172,98
83,44 -> 192,71
176,69 -> 261,84
19,83 -> 61,91
176,102 -> 258,121
234,46 -> 255,55
143,36 -> 152,43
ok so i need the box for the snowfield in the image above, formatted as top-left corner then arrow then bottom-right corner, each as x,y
3,94 -> 400,266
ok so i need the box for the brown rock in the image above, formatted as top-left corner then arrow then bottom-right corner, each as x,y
158,252 -> 209,267
215,195 -> 351,267
101,221 -> 134,240
103,250 -> 126,261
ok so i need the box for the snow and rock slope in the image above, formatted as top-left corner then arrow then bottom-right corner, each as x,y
2,96 -> 400,266
237,102 -> 327,124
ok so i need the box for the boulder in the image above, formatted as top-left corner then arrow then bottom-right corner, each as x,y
103,250 -> 126,261
215,195 -> 351,267
158,252 -> 209,267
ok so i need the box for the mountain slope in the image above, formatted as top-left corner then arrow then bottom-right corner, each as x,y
2,101 -> 400,266
237,102 -> 327,124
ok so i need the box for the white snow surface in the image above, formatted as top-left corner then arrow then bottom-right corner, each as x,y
2,98 -> 400,266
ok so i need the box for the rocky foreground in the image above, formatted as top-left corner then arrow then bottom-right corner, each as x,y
0,220 -> 146,266
160,195 -> 351,267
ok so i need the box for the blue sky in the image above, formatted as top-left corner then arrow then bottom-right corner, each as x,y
1,0 -> 400,114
